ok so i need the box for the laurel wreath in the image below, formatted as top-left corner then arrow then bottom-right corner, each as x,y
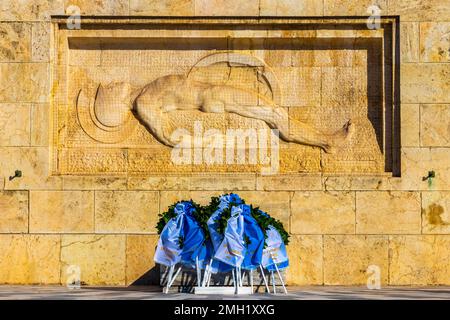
155,194 -> 290,248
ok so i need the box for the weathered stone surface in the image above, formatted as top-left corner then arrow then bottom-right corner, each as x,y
0,191 -> 28,233
286,235 -> 323,285
0,0 -> 64,21
291,191 -> 355,234
324,175 -> 392,191
95,191 -> 159,233
62,176 -> 127,190
0,23 -> 31,62
160,191 -> 224,212
401,104 -> 420,147
400,148 -> 450,191
420,104 -> 450,147
356,191 -> 421,234
127,175 -> 190,190
401,64 -> 449,104
239,191 -> 290,227
324,235 -> 389,285
422,192 -> 450,234
389,0 -> 450,22
257,174 -> 323,191
273,67 -> 321,106
31,23 -> 50,62
0,63 -> 49,103
260,0 -> 323,16
195,0 -> 259,16
401,22 -> 419,63
29,191 -> 94,233
0,235 -> 60,284
188,174 -> 256,191
420,22 -> 450,63
61,235 -> 126,285
130,0 -> 194,15
324,0 -> 387,15
64,0 -> 129,15
0,104 -> 30,146
389,235 -> 450,285
126,235 -> 159,285
30,104 -> 48,146
0,147 -> 62,190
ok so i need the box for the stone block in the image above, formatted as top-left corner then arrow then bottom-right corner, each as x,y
130,0 -> 194,16
239,191 -> 290,228
0,63 -> 49,103
420,104 -> 450,147
260,0 -> 323,16
401,63 -> 449,104
356,191 -> 421,234
257,174 -> 323,191
31,22 -> 50,62
0,147 -> 62,190
400,148 -> 450,191
29,191 -> 94,233
160,191 -> 224,212
188,174 -> 256,191
420,22 -> 450,63
62,176 -> 127,190
401,22 -> 419,63
127,175 -> 191,190
0,104 -> 31,146
0,0 -> 63,21
0,235 -> 60,284
324,0 -> 387,16
61,235 -> 126,285
286,235 -> 323,285
126,235 -> 159,285
63,0 -> 129,15
401,104 -> 420,147
291,191 -> 355,234
324,235 -> 389,285
422,191 -> 450,234
0,191 -> 28,233
195,0 -> 259,16
0,22 -> 31,62
388,0 -> 450,22
95,191 -> 159,233
389,235 -> 450,285
30,104 -> 49,146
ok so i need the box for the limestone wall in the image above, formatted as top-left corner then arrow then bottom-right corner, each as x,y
0,1 -> 449,286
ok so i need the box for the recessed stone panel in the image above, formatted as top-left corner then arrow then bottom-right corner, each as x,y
51,18 -> 397,176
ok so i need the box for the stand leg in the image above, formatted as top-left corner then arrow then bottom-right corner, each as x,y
202,261 -> 210,287
165,265 -> 175,294
259,265 -> 270,293
232,268 -> 237,294
250,269 -> 254,293
168,266 -> 182,289
270,252 -> 288,294
196,257 -> 201,288
271,271 -> 276,295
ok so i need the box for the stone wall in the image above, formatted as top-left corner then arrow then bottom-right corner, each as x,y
0,0 -> 449,286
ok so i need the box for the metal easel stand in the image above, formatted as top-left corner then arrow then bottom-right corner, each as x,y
193,259 -> 261,295
164,264 -> 182,294
268,252 -> 288,295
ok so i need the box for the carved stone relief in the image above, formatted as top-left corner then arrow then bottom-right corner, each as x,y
52,18 -> 398,175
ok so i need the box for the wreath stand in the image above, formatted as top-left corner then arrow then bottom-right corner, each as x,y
164,253 -> 288,295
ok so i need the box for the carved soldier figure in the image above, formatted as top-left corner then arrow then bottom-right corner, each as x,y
132,75 -> 354,153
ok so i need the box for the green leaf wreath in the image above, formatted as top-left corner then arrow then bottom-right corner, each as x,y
155,194 -> 290,248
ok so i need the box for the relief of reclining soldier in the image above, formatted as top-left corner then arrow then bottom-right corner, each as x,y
79,73 -> 354,154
